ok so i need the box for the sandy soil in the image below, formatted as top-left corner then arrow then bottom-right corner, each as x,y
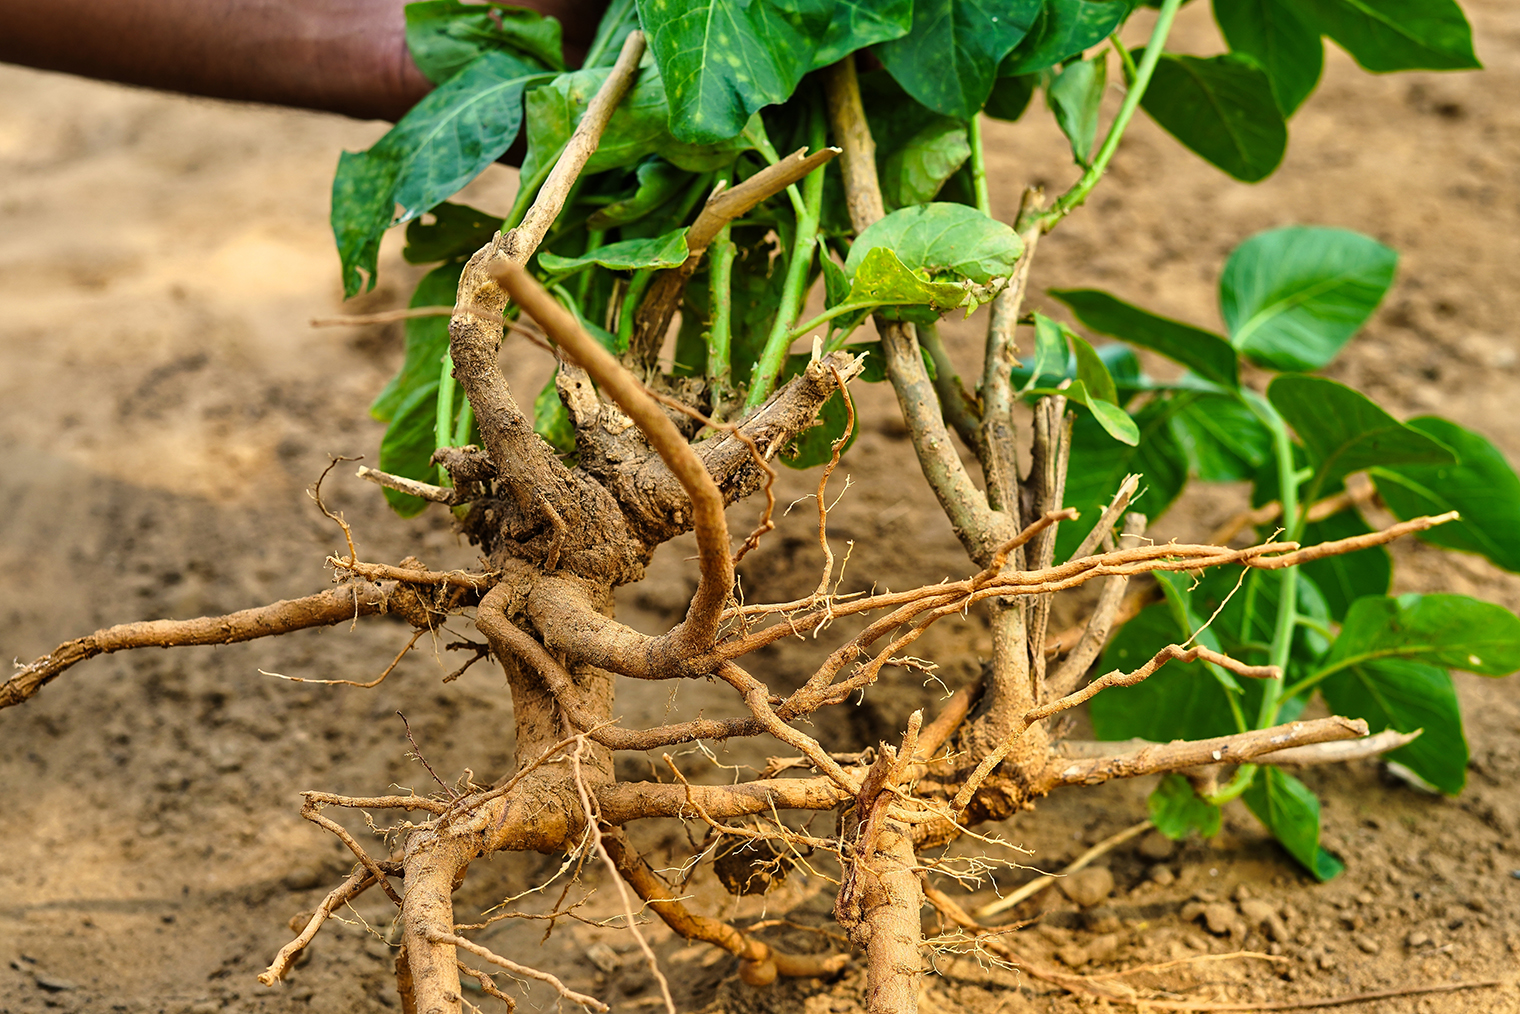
2,2 -> 1519,1012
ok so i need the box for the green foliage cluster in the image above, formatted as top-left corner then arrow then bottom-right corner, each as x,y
326,0 -> 1511,878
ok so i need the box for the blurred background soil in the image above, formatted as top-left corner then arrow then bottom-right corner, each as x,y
2,2 -> 1519,1011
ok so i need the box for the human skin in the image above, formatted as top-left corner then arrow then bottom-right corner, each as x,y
0,0 -> 606,122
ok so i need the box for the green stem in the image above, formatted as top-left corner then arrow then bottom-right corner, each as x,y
1205,764 -> 1258,806
744,99 -> 828,409
1034,0 -> 1184,232
1248,392 -> 1304,729
1113,34 -> 1139,85
968,115 -> 991,216
745,121 -> 808,222
618,270 -> 654,350
792,301 -> 882,348
707,168 -> 737,403
502,146 -> 561,235
452,401 -> 475,448
435,355 -> 456,482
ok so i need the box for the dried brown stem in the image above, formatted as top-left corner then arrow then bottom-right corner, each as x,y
302,800 -> 403,905
1036,716 -> 1370,792
1047,512 -> 1148,698
3,581 -> 392,709
259,869 -> 377,985
329,556 -> 497,590
434,932 -> 609,1012
356,464 -> 459,505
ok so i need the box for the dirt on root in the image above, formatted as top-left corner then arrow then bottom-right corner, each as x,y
3,2 -> 1520,1012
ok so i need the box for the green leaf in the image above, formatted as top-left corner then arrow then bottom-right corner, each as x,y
1243,767 -> 1343,880
587,158 -> 692,230
585,0 -> 642,68
1025,380 -> 1140,445
1323,593 -> 1520,678
519,58 -> 754,187
1371,416 -> 1520,573
1090,603 -> 1240,741
1139,51 -> 1286,182
331,51 -> 543,296
840,247 -> 985,321
778,353 -> 858,468
403,202 -> 504,264
638,0 -> 912,144
372,263 -> 466,422
851,202 -> 1027,301
1057,396 -> 1190,559
878,116 -> 972,211
1221,226 -> 1397,371
875,0 -> 1042,118
1149,774 -> 1222,839
1027,313 -> 1073,389
1001,0 -> 1135,76
1212,0 -> 1323,114
984,74 -> 1037,120
1047,53 -> 1108,166
538,229 -> 690,274
1069,331 -> 1118,405
1266,375 -> 1454,492
1283,0 -> 1480,71
1169,393 -> 1272,481
379,380 -> 444,517
404,0 -> 563,83
533,373 -> 577,455
1298,509 -> 1391,621
1320,658 -> 1466,794
1049,288 -> 1239,388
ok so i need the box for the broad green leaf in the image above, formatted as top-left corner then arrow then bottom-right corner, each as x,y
846,202 -> 1024,286
1001,0 -> 1134,76
779,353 -> 858,468
842,247 -> 990,320
1266,375 -> 1454,493
1283,0 -> 1480,71
638,0 -> 912,144
984,74 -> 1037,120
1298,509 -> 1391,621
876,0 -> 1042,119
1371,416 -> 1520,573
1049,288 -> 1239,388
584,0 -> 642,68
372,263 -> 467,421
533,373 -> 576,455
518,58 -> 754,187
1149,774 -> 1222,839
587,158 -> 692,230
1139,51 -> 1286,182
403,202 -> 504,264
380,381 -> 444,517
822,255 -> 852,308
1213,0 -> 1323,114
1069,331 -> 1118,405
1057,397 -> 1190,559
1024,380 -> 1140,445
538,230 -> 690,274
1243,767 -> 1343,880
1221,226 -> 1397,371
1047,53 -> 1107,166
878,117 -> 972,211
1027,313 -> 1073,390
1090,603 -> 1240,742
404,0 -> 564,83
1323,593 -> 1520,678
1169,393 -> 1272,482
332,51 -> 543,296
1320,658 -> 1465,794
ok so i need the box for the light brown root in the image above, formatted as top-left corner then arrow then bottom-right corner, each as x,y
259,869 -> 378,985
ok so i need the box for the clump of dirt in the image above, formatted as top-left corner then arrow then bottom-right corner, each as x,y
3,1 -> 1520,1012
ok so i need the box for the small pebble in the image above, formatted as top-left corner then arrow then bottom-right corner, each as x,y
1084,933 -> 1122,965
283,866 -> 325,892
34,974 -> 78,992
1408,931 -> 1431,948
1200,903 -> 1243,937
1137,831 -> 1175,861
1232,884 -> 1253,903
1148,864 -> 1175,887
1058,867 -> 1115,908
1355,935 -> 1381,955
1056,944 -> 1090,968
585,941 -> 621,974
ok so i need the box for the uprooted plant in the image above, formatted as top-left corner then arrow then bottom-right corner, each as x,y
8,0 -> 1518,1011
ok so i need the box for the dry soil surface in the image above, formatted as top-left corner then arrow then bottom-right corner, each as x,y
3,3 -> 1519,1013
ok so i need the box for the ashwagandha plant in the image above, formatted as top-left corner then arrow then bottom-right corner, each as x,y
7,0 -> 1515,1011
